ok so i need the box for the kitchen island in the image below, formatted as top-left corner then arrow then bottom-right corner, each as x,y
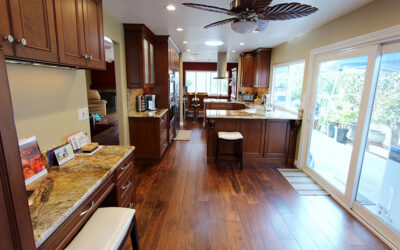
206,103 -> 301,166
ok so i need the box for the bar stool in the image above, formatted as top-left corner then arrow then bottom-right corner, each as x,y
215,131 -> 244,170
66,207 -> 140,250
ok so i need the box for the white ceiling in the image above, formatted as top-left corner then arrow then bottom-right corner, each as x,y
103,0 -> 374,62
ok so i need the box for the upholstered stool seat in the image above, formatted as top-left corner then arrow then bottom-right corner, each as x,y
218,132 -> 243,140
216,131 -> 244,170
66,207 -> 139,250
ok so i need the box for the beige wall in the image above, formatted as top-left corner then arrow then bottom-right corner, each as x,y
270,0 -> 400,162
7,63 -> 90,150
102,11 -> 130,145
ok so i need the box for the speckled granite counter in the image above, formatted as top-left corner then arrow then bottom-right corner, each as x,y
128,108 -> 168,118
27,145 -> 134,247
206,108 -> 300,120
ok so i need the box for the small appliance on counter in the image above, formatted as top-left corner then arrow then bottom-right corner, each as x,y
136,95 -> 146,112
243,94 -> 255,102
146,94 -> 156,111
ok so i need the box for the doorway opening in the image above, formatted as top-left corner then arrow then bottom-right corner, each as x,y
87,36 -> 119,145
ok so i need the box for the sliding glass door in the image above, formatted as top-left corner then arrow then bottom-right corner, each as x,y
302,42 -> 400,245
353,43 -> 400,243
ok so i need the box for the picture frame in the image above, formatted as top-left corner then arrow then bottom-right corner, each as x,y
54,144 -> 75,166
19,136 -> 48,185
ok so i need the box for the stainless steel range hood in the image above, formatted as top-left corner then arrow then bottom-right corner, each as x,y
214,52 -> 229,79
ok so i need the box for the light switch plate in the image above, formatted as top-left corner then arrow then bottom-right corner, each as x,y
78,108 -> 89,121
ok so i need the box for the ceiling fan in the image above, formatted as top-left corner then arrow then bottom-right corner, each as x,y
182,0 -> 318,34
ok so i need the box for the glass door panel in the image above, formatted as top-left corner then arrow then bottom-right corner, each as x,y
307,56 -> 369,193
356,50 -> 400,234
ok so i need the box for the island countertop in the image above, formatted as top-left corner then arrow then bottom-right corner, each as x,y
206,108 -> 301,120
27,145 -> 135,247
128,108 -> 168,118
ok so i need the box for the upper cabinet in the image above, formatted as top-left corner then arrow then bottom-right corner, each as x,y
0,0 -> 105,69
124,24 -> 156,88
241,48 -> 271,88
54,0 -> 105,69
0,0 -> 58,62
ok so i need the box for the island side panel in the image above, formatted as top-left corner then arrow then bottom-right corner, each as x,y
206,118 -> 300,167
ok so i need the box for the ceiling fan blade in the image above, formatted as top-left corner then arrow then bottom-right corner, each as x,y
182,3 -> 236,16
256,19 -> 269,31
259,3 -> 318,20
204,18 -> 238,29
253,0 -> 273,13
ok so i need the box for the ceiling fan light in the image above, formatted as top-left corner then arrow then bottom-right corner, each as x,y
231,19 -> 258,34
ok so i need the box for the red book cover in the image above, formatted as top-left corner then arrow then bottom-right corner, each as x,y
19,136 -> 47,185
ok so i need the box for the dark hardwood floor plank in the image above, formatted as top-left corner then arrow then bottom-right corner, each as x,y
133,121 -> 389,250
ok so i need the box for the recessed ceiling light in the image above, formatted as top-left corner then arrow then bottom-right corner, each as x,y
205,40 -> 224,47
183,41 -> 188,44
176,27 -> 184,32
232,50 -> 236,53
240,42 -> 245,46
186,49 -> 191,52
166,5 -> 176,11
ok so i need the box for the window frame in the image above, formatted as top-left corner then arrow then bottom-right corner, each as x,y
271,58 -> 306,114
185,70 -> 229,96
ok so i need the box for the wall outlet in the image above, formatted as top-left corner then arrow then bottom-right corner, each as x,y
78,108 -> 89,121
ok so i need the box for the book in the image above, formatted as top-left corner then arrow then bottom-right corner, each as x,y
19,136 -> 47,185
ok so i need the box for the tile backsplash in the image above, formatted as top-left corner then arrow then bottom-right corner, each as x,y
127,88 -> 144,113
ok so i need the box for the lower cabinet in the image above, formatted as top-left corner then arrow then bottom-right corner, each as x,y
129,112 -> 168,160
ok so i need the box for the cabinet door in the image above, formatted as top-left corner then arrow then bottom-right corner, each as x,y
240,119 -> 265,158
54,0 -> 87,67
264,120 -> 290,158
149,42 -> 155,84
9,0 -> 58,62
0,0 -> 13,56
83,0 -> 105,70
255,51 -> 271,88
242,53 -> 254,87
125,31 -> 143,88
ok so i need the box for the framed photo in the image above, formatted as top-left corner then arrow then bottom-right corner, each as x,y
19,136 -> 48,185
54,144 -> 75,166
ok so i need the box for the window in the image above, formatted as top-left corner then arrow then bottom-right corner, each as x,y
185,71 -> 228,96
272,60 -> 305,112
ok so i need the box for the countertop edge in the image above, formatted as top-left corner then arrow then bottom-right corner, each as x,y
128,108 -> 168,118
35,147 -> 135,248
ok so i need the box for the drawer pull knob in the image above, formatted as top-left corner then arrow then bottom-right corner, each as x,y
129,202 -> 133,208
80,201 -> 95,216
120,163 -> 130,171
122,181 -> 132,190
4,35 -> 14,43
18,38 -> 27,46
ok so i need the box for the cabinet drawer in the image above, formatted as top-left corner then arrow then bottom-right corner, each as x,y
117,166 -> 134,204
116,154 -> 134,181
39,175 -> 115,249
121,186 -> 136,209
160,113 -> 168,127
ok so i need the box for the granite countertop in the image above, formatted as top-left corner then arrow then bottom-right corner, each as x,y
206,108 -> 301,120
128,108 -> 168,118
27,145 -> 135,247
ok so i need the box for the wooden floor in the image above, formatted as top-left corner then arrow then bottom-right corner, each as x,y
134,121 -> 388,250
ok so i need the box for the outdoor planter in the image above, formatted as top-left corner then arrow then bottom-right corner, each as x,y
328,122 -> 337,138
369,129 -> 386,146
336,128 -> 349,143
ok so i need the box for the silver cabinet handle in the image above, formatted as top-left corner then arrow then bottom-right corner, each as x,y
121,181 -> 132,190
4,35 -> 14,43
18,38 -> 27,46
120,163 -> 130,171
80,201 -> 95,216
82,54 -> 89,59
129,202 -> 133,208
89,55 -> 93,60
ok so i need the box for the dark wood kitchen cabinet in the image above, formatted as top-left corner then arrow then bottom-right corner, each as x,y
0,0 -> 58,62
241,48 -> 271,88
54,0 -> 105,69
129,112 -> 168,160
124,24 -> 156,88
